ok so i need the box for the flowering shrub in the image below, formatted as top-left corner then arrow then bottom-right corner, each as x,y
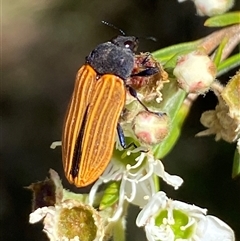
29,1 -> 239,240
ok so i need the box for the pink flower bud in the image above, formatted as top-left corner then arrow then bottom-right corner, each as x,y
173,51 -> 216,94
132,111 -> 169,145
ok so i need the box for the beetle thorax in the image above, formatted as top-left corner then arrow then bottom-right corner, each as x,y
86,42 -> 135,80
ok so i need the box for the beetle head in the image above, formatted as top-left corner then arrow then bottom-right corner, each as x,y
111,36 -> 139,53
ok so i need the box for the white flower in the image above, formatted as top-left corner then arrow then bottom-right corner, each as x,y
28,170 -> 106,241
136,191 -> 235,241
30,200 -> 105,241
89,152 -> 183,221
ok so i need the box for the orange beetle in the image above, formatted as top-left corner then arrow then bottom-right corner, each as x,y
62,35 -> 158,187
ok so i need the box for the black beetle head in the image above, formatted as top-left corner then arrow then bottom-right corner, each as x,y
111,36 -> 139,53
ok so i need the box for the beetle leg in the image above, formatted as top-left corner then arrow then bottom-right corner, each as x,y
130,67 -> 159,77
117,123 -> 127,148
127,86 -> 165,117
117,123 -> 137,149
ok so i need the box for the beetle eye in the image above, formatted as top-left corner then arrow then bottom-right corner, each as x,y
124,40 -> 137,51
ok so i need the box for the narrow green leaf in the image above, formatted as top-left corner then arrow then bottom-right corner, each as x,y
163,48 -> 198,69
213,37 -> 228,67
152,40 -> 200,64
232,148 -> 240,179
204,12 -> 240,27
217,53 -> 240,77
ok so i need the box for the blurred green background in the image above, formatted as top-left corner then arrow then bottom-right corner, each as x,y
2,0 -> 240,240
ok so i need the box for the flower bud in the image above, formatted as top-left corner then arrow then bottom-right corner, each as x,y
132,111 -> 170,145
173,51 -> 216,94
193,0 -> 234,16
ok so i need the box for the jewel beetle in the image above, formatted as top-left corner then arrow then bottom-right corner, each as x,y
62,34 -> 159,187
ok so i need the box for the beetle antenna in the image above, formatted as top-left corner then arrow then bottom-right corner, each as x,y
145,36 -> 157,42
101,21 -> 126,36
138,36 -> 158,42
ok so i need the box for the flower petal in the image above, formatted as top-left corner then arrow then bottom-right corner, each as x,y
197,215 -> 235,241
153,160 -> 183,189
136,192 -> 168,227
29,207 -> 53,224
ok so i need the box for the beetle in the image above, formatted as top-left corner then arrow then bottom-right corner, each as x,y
62,34 -> 159,187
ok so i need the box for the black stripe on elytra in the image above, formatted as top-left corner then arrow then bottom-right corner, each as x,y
70,105 -> 89,178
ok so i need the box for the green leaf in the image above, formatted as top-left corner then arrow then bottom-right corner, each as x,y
213,37 -> 228,67
153,79 -> 188,158
232,148 -> 240,179
152,40 -> 200,64
204,12 -> 240,27
99,181 -> 120,210
217,53 -> 240,77
163,49 -> 197,70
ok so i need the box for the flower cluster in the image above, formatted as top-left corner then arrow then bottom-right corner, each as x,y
29,147 -> 235,241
